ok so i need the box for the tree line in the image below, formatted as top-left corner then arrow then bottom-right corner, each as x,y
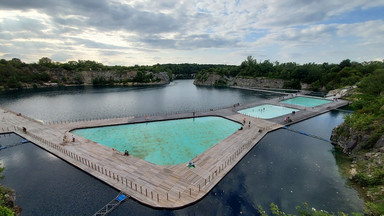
196,56 -> 384,91
1,57 -> 383,91
0,57 -> 232,89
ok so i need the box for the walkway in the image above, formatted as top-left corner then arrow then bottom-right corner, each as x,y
0,94 -> 348,208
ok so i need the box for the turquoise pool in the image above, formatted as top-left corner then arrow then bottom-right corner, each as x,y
238,104 -> 298,119
282,96 -> 332,107
72,117 -> 241,166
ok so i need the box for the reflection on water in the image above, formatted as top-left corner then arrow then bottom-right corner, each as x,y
0,81 -> 364,215
0,80 -> 279,122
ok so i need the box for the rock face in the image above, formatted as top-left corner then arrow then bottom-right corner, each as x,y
231,77 -> 284,88
46,69 -> 170,86
331,124 -> 384,153
193,74 -> 224,86
326,85 -> 357,98
193,74 -> 285,89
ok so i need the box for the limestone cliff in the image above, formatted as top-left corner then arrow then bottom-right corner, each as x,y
37,70 -> 170,87
331,124 -> 384,153
193,73 -> 285,89
326,85 -> 357,98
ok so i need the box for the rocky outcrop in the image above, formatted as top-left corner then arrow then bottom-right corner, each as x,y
193,73 -> 285,89
38,70 -> 170,87
331,124 -> 384,154
231,77 -> 284,88
326,85 -> 357,98
193,74 -> 226,86
0,186 -> 22,215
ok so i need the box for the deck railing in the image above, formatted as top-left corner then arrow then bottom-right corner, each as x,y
13,124 -> 277,205
44,105 -> 234,125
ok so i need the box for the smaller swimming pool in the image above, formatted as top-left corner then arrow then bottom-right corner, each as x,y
238,104 -> 298,119
282,96 -> 332,107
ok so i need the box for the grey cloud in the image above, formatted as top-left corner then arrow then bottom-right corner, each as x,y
0,0 -> 53,10
83,3 -> 181,34
51,53 -> 73,62
100,50 -> 129,56
255,0 -> 352,27
6,40 -> 57,49
141,34 -> 238,50
69,38 -> 126,50
3,53 -> 28,60
141,36 -> 177,49
271,25 -> 336,44
0,40 -> 57,59
0,0 -> 182,34
182,34 -> 237,48
0,17 -> 48,33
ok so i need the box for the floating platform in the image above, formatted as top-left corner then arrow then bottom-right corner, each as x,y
0,95 -> 348,208
93,192 -> 128,216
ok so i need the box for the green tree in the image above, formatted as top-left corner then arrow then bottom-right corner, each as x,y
73,72 -> 84,84
38,57 -> 53,66
0,206 -> 14,216
0,166 -> 15,216
358,69 -> 384,96
339,59 -> 352,69
6,76 -> 22,89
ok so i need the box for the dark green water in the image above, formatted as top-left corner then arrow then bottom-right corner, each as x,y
0,80 -> 364,215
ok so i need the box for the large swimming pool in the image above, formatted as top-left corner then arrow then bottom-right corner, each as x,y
72,116 -> 241,166
282,96 -> 331,107
238,104 -> 298,119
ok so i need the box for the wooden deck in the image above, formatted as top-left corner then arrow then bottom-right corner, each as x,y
0,95 -> 349,208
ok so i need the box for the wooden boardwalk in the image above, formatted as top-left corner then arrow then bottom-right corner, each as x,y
0,95 -> 349,208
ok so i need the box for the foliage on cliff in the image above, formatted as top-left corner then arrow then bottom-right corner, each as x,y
195,56 -> 384,90
335,69 -> 384,149
332,69 -> 384,216
0,166 -> 16,216
258,203 -> 360,216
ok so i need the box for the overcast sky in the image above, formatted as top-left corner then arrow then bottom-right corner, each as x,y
0,0 -> 383,66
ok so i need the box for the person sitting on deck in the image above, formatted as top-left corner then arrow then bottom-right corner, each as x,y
124,150 -> 129,156
285,116 -> 292,123
188,161 -> 195,168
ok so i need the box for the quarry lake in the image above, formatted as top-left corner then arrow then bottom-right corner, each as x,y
0,80 -> 364,215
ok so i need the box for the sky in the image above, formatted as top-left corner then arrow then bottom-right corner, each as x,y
0,0 -> 383,66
